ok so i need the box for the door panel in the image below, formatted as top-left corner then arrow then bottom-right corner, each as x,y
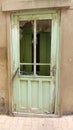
31,81 -> 39,109
13,77 -> 54,113
42,81 -> 50,112
20,80 -> 28,108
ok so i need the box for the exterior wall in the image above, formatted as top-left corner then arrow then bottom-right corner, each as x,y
2,0 -> 70,11
0,11 -> 8,114
60,6 -> 73,115
0,0 -> 72,115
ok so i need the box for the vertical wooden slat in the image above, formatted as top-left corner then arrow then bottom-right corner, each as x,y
6,12 -> 12,113
34,20 -> 36,75
13,76 -> 20,111
31,81 -> 39,108
28,80 -> 31,111
49,80 -> 54,113
54,16 -> 60,114
42,81 -> 50,113
11,15 -> 20,111
39,80 -> 42,110
12,16 -> 20,74
20,80 -> 28,108
51,19 -> 57,76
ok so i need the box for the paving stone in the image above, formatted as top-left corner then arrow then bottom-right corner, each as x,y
0,115 -> 72,130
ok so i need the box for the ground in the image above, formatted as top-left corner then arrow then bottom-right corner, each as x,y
0,115 -> 73,130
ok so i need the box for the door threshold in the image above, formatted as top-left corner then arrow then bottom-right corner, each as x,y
12,112 -> 59,118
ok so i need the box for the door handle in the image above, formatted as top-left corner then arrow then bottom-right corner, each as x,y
12,67 -> 19,80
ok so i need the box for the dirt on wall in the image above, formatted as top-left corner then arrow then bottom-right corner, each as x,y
0,48 -> 8,114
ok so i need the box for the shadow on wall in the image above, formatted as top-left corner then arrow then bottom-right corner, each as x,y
0,97 -> 6,114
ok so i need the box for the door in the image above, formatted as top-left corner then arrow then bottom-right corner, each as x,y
11,10 -> 60,114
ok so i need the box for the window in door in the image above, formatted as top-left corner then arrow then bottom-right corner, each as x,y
20,20 -> 51,76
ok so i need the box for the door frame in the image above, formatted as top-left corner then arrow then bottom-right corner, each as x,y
7,9 -> 60,116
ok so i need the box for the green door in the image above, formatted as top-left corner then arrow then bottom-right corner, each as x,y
11,10 -> 60,114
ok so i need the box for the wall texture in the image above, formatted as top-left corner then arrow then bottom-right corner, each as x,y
0,0 -> 72,115
60,7 -> 73,115
0,12 -> 8,113
2,0 -> 70,11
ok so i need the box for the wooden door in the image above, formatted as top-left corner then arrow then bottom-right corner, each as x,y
11,10 -> 60,114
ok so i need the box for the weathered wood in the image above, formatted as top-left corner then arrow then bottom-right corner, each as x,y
11,10 -> 60,114
2,0 -> 71,11
6,12 -> 12,114
34,20 -> 36,75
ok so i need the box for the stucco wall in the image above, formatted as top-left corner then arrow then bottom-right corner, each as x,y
2,0 -> 70,11
0,12 -> 8,114
0,0 -> 73,115
60,8 -> 73,115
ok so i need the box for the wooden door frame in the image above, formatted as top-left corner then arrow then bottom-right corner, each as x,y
6,9 -> 60,116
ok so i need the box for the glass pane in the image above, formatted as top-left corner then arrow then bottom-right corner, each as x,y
36,20 -> 51,64
36,65 -> 50,76
19,21 -> 34,63
20,65 -> 34,75
19,20 -> 51,76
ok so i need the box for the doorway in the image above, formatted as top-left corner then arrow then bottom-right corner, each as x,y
11,10 -> 60,114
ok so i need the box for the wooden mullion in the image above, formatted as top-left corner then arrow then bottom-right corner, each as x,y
20,63 -> 51,65
20,63 -> 34,65
36,63 -> 51,66
34,20 -> 36,75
